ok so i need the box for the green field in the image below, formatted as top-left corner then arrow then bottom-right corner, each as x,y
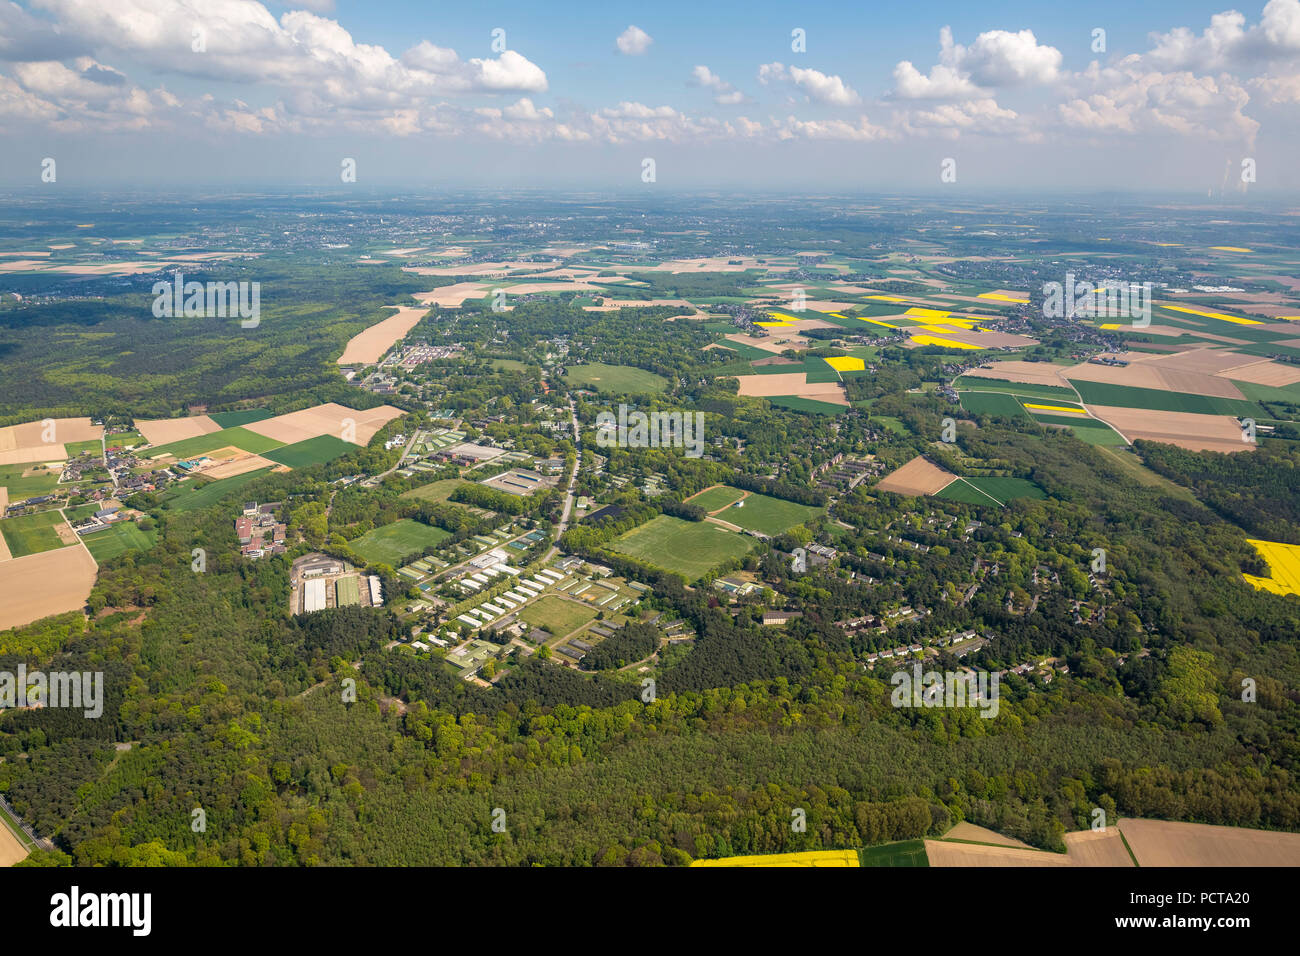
490,359 -> 528,371
0,510 -> 68,557
148,426 -> 286,459
608,515 -> 754,581
84,521 -> 157,562
684,485 -> 747,512
208,408 -> 274,427
937,476 -> 1047,506
565,363 -> 669,395
954,376 -> 1079,401
520,594 -> 597,637
63,438 -> 104,457
858,839 -> 930,867
0,463 -> 61,499
350,518 -> 452,566
1035,415 -> 1128,445
263,434 -> 356,469
1069,380 -> 1265,418
716,491 -> 822,536
161,467 -> 272,512
767,395 -> 846,415
401,479 -> 468,503
959,391 -> 1030,419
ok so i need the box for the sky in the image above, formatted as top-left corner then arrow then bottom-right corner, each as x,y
1,0 -> 1298,192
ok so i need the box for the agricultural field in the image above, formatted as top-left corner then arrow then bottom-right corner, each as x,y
1242,539 -> 1300,596
564,363 -> 669,395
84,522 -> 158,563
208,408 -> 274,428
767,395 -> 846,415
608,515 -> 754,581
954,376 -> 1080,402
147,426 -> 286,460
0,510 -> 70,558
959,391 -> 1030,419
161,468 -> 272,513
714,491 -> 822,536
263,434 -> 355,468
520,594 -> 597,638
858,840 -> 930,867
1034,415 -> 1128,445
691,849 -> 861,867
350,518 -> 451,566
937,476 -> 1046,506
0,545 -> 97,632
0,463 -> 61,499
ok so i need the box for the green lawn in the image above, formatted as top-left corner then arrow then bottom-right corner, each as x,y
263,434 -> 355,468
716,491 -> 822,536
0,463 -> 61,499
0,510 -> 69,557
64,438 -> 104,457
564,363 -> 669,395
84,521 -> 157,562
520,594 -> 597,638
608,515 -> 754,581
161,468 -> 272,512
350,518 -> 451,566
147,426 -> 285,459
684,485 -> 747,512
858,840 -> 930,867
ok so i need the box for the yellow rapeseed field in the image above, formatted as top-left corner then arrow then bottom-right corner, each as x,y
1024,402 -> 1088,415
824,356 -> 865,372
1242,539 -> 1300,597
910,334 -> 981,350
1161,304 -> 1261,326
691,849 -> 860,867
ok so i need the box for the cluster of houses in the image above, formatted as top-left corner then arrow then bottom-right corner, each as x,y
235,501 -> 287,558
71,506 -> 127,537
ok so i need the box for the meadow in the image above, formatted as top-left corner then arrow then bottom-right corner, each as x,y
0,510 -> 68,557
148,426 -> 285,459
208,408 -> 274,427
161,468 -> 272,513
520,594 -> 597,637
564,363 -> 669,395
264,435 -> 356,469
0,463 -> 60,499
685,485 -> 747,512
937,477 -> 1046,506
350,518 -> 451,566
609,515 -> 753,581
85,522 -> 158,563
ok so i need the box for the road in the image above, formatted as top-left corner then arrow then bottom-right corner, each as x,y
371,429 -> 422,483
543,395 -> 580,562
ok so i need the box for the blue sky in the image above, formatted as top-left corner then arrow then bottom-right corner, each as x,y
1,0 -> 1298,191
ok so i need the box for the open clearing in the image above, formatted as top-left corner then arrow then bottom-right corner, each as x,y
874,456 -> 956,496
338,306 -> 428,365
609,515 -> 754,581
713,491 -> 821,536
350,519 -> 451,566
520,594 -> 597,638
564,363 -> 669,395
242,403 -> 403,446
0,545 -> 97,631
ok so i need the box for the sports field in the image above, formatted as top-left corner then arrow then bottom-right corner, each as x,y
350,519 -> 451,566
564,363 -> 669,394
717,492 -> 821,536
684,485 -> 747,512
148,426 -> 286,459
335,575 -> 361,606
263,434 -> 356,468
0,510 -> 69,557
161,467 -> 272,512
609,515 -> 754,580
84,522 -> 158,563
520,594 -> 597,637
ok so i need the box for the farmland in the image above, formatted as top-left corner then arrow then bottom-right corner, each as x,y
0,510 -> 70,557
1243,539 -> 1300,596
691,849 -> 861,867
608,515 -> 754,580
84,522 -> 158,563
0,546 -> 97,632
350,518 -> 451,566
263,434 -> 356,469
937,477 -> 1046,506
147,426 -> 286,460
160,468 -> 273,512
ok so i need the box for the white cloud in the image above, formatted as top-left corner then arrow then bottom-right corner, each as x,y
758,62 -> 860,106
1148,0 -> 1300,71
615,25 -> 652,56
891,25 -> 1061,99
689,65 -> 743,104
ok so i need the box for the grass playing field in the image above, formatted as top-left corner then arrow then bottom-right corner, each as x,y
161,467 -> 272,513
335,575 -> 361,606
520,594 -> 597,637
350,518 -> 451,566
685,485 -> 746,512
84,521 -> 157,563
608,515 -> 754,580
0,510 -> 69,557
564,363 -> 669,395
263,434 -> 356,468
148,426 -> 285,459
715,491 -> 822,536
